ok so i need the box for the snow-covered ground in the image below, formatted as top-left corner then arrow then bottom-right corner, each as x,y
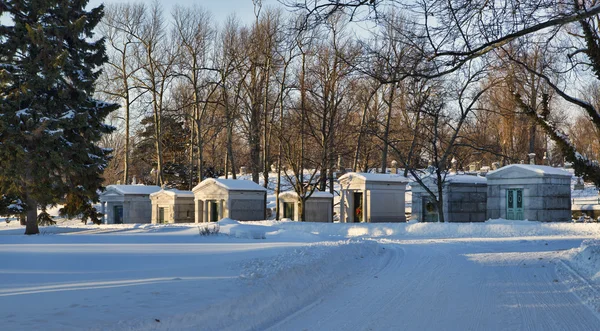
1,219 -> 599,330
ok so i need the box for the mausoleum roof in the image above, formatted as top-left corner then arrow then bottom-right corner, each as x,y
105,185 -> 162,195
193,178 -> 267,192
487,164 -> 572,179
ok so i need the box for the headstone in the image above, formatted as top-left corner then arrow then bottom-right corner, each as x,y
543,152 -> 548,165
528,153 -> 536,165
469,163 -> 477,172
450,158 -> 457,173
391,160 -> 398,174
574,177 -> 584,190
240,166 -> 247,175
491,162 -> 500,170
116,180 -> 121,185
131,176 -> 137,185
564,162 -> 573,169
270,163 -> 276,172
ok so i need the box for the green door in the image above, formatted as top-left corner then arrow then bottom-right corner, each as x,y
506,189 -> 524,220
210,201 -> 219,222
283,202 -> 295,219
158,207 -> 165,224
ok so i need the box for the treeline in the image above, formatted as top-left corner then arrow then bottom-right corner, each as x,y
97,1 -> 598,193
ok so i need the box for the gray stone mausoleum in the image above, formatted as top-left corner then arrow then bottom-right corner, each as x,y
99,185 -> 161,224
486,165 -> 572,222
192,178 -> 267,222
150,189 -> 195,224
338,172 -> 409,223
278,190 -> 333,222
411,174 -> 487,223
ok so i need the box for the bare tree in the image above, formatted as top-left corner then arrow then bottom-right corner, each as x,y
98,3 -> 146,185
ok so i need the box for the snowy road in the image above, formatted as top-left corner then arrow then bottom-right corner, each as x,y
267,238 -> 600,331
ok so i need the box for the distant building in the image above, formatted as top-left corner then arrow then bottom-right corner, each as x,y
192,178 -> 267,222
338,172 -> 409,223
149,189 -> 195,224
486,165 -> 572,222
278,191 -> 333,222
99,185 -> 161,224
411,174 -> 487,223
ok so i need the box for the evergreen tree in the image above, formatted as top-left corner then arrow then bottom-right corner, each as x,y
0,0 -> 118,234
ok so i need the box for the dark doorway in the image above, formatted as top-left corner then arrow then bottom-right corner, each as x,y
283,202 -> 295,219
210,201 -> 219,222
353,192 -> 363,222
114,205 -> 123,224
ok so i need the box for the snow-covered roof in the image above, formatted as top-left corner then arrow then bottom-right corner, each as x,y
106,185 -> 162,195
410,174 -> 486,188
150,189 -> 194,198
338,172 -> 410,183
487,164 -> 571,178
279,190 -> 334,199
193,178 -> 267,192
445,174 -> 487,184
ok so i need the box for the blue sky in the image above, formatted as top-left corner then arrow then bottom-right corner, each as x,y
0,0 -> 283,26
88,0 -> 282,24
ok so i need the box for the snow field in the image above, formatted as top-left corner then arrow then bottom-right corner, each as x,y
1,218 -> 599,330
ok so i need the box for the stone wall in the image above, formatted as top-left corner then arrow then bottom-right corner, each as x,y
411,183 -> 486,222
444,185 -> 487,222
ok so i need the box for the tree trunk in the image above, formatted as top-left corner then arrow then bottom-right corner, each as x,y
24,196 -> 39,235
381,83 -> 396,174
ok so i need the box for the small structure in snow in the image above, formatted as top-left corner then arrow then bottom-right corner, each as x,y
411,174 -> 487,223
192,178 -> 267,222
99,185 -> 161,224
278,190 -> 333,222
149,189 -> 195,224
338,172 -> 409,223
486,164 -> 572,222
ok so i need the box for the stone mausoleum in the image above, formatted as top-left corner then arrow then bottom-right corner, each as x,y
411,174 -> 487,222
149,189 -> 195,224
278,190 -> 333,222
192,178 -> 267,222
338,172 -> 409,223
486,164 -> 572,222
99,185 -> 161,224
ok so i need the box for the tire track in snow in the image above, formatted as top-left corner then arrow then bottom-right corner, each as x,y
267,239 -> 600,331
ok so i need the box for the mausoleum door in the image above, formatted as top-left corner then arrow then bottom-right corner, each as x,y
114,205 -> 123,224
283,202 -> 294,219
506,189 -> 524,220
158,207 -> 165,224
422,197 -> 439,222
353,192 -> 363,223
210,201 -> 219,222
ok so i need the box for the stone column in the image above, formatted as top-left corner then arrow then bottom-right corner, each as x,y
101,202 -> 106,224
203,200 -> 209,223
195,200 -> 201,223
339,191 -> 346,223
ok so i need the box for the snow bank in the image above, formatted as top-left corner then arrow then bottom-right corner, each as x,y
557,240 -> 600,318
567,239 -> 600,282
252,219 -> 600,239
